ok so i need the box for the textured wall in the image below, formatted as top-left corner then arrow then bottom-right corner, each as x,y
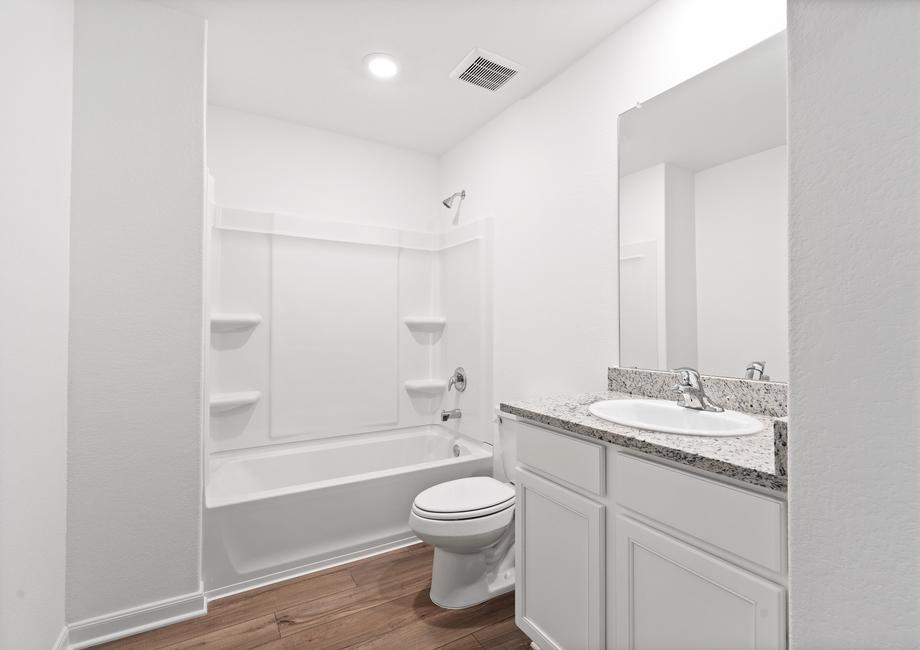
0,0 -> 72,646
788,1 -> 920,646
67,0 -> 206,623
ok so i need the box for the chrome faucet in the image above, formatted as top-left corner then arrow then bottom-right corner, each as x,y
671,368 -> 724,412
441,408 -> 462,422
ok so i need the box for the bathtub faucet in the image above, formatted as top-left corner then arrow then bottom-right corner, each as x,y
441,408 -> 462,422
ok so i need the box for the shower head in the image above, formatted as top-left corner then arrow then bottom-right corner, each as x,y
442,190 -> 466,209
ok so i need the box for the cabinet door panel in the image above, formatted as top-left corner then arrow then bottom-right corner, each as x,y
616,516 -> 785,650
516,469 -> 604,650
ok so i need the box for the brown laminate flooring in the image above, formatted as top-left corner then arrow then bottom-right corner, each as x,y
100,543 -> 530,650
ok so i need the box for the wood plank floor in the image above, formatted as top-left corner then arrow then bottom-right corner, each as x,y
100,544 -> 531,650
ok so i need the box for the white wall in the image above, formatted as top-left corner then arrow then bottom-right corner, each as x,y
208,106 -> 440,232
67,0 -> 207,630
618,164 -> 666,369
620,164 -> 665,246
695,145 -> 788,380
619,163 -> 697,370
0,0 -> 72,647
788,1 -> 920,647
663,164 -> 697,369
439,0 -> 786,404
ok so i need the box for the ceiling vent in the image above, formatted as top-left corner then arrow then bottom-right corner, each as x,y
450,48 -> 521,92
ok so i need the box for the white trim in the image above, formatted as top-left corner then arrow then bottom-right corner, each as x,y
51,626 -> 69,650
66,588 -> 206,649
216,206 -> 436,249
206,535 -> 419,602
214,206 -> 490,252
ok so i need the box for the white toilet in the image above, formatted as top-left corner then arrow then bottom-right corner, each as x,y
408,421 -> 518,609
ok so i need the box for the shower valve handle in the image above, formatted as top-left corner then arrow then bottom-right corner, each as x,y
448,367 -> 467,392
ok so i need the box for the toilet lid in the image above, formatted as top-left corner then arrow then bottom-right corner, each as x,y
414,477 -> 514,515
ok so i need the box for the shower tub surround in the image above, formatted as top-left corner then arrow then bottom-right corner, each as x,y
205,206 -> 495,597
500,367 -> 788,491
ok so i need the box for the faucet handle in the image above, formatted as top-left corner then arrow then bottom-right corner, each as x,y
448,367 -> 467,392
672,367 -> 702,388
745,361 -> 766,380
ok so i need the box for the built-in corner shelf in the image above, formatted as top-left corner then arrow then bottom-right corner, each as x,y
404,316 -> 446,333
211,313 -> 262,332
210,391 -> 262,414
404,379 -> 448,395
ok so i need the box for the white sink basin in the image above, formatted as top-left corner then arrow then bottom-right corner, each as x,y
588,399 -> 763,437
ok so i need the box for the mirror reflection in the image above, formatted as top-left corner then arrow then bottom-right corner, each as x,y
618,33 -> 788,382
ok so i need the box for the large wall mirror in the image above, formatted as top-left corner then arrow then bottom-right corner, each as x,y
618,33 -> 787,382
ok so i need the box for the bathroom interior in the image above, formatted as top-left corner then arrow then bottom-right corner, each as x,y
3,0 -> 919,649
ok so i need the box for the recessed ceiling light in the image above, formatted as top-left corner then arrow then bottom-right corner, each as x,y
364,53 -> 399,79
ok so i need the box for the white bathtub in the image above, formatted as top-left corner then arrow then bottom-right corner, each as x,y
204,426 -> 492,598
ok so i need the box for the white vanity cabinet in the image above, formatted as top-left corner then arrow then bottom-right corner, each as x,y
508,416 -> 788,650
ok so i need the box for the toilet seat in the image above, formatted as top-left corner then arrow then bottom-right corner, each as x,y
412,477 -> 514,521
409,500 -> 514,541
413,498 -> 514,521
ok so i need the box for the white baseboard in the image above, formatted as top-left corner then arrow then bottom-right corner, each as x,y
58,538 -> 421,648
66,587 -> 206,649
51,626 -> 69,650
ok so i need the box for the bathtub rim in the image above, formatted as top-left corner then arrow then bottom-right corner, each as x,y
206,426 -> 492,510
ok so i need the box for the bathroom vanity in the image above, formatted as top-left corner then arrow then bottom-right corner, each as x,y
501,369 -> 788,650
530,32 -> 792,648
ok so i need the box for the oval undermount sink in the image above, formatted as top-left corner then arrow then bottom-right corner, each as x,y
588,399 -> 763,437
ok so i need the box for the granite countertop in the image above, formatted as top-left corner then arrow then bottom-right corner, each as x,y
500,391 -> 786,492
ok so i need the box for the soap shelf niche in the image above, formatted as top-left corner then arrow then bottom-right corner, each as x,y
404,379 -> 448,395
404,316 -> 446,333
210,391 -> 262,414
211,313 -> 262,332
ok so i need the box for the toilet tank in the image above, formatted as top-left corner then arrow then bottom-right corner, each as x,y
495,411 -> 519,484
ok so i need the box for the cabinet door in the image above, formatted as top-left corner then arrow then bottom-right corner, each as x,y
616,516 -> 785,650
516,468 -> 604,650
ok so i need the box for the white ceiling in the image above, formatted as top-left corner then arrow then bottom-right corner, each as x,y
154,0 -> 657,154
619,33 -> 787,176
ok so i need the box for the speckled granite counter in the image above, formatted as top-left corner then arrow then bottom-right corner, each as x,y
500,391 -> 787,492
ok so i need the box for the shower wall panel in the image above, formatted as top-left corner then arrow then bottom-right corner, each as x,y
208,214 -> 492,453
270,237 -> 399,438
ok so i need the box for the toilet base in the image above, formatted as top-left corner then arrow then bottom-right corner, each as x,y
429,526 -> 515,609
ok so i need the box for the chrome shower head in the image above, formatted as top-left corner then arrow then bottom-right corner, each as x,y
442,190 -> 466,209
